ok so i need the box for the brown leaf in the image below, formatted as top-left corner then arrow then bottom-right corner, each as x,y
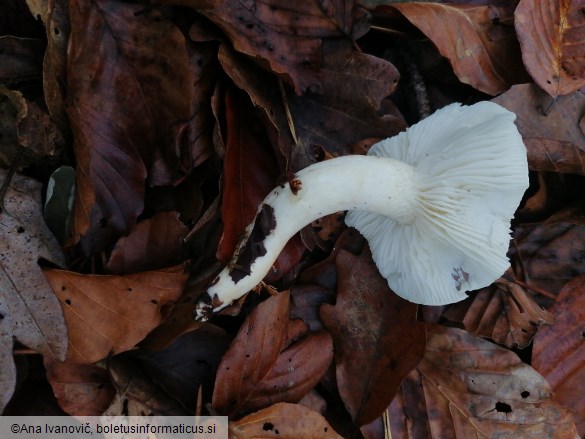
0,170 -> 67,411
106,356 -> 188,416
230,402 -> 342,439
374,3 -> 529,95
443,278 -> 554,349
0,36 -> 43,86
515,0 -> 585,97
219,40 -> 404,171
166,0 -> 368,95
212,291 -> 333,417
512,206 -> 585,297
43,358 -> 115,416
493,84 -> 585,175
43,265 -> 187,363
130,323 -> 231,412
320,249 -> 426,426
105,211 -> 188,275
533,275 -> 585,436
388,325 -> 579,438
67,0 -> 195,254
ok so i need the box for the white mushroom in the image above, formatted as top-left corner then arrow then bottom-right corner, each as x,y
194,102 -> 529,320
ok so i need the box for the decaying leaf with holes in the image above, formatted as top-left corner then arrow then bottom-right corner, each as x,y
0,170 -> 68,413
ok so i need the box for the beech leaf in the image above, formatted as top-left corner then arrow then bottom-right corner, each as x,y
43,265 -> 188,363
0,170 -> 68,412
212,291 -> 333,417
515,0 -> 585,97
320,249 -> 426,426
230,402 -> 342,439
388,325 -> 579,438
533,275 -> 585,436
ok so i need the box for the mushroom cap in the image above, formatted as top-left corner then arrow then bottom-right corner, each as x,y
345,102 -> 529,305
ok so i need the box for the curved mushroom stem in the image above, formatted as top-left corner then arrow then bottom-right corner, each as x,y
194,155 -> 417,320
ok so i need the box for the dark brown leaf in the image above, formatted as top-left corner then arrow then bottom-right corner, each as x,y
44,358 -> 115,416
0,36 -> 43,86
105,211 -> 188,275
67,0 -> 195,254
320,249 -> 426,426
533,275 -> 585,436
212,291 -> 333,417
515,0 -> 585,97
493,83 -> 585,175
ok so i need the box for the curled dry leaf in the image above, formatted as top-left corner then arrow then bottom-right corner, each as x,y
533,275 -> 585,436
43,265 -> 188,363
443,278 -> 554,349
320,249 -> 426,426
43,358 -> 115,416
388,325 -> 579,438
105,211 -> 189,275
230,402 -> 342,439
373,3 -> 529,95
212,291 -> 333,418
0,170 -> 67,412
67,0 -> 194,254
515,0 -> 585,98
493,83 -> 585,175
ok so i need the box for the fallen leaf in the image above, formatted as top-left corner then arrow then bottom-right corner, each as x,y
43,265 -> 187,363
67,0 -> 195,254
533,275 -> 585,436
212,291 -> 333,417
218,40 -> 404,172
130,323 -> 231,412
388,325 -> 579,438
0,170 -> 68,411
43,358 -> 115,416
105,356 -> 188,416
320,249 -> 426,426
165,0 -> 368,95
515,0 -> 585,97
512,205 -> 585,297
0,36 -> 43,86
443,278 -> 554,349
373,3 -> 529,95
230,402 -> 342,439
105,211 -> 188,275
493,84 -> 585,175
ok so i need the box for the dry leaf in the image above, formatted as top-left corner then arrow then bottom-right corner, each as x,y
212,291 -> 333,417
443,278 -> 554,349
388,325 -> 579,438
493,83 -> 585,175
0,170 -> 67,411
230,402 -> 342,439
44,358 -> 115,416
533,275 -> 585,436
320,249 -> 426,426
105,211 -> 188,275
67,0 -> 194,254
373,3 -> 529,95
43,265 -> 187,363
515,0 -> 585,97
